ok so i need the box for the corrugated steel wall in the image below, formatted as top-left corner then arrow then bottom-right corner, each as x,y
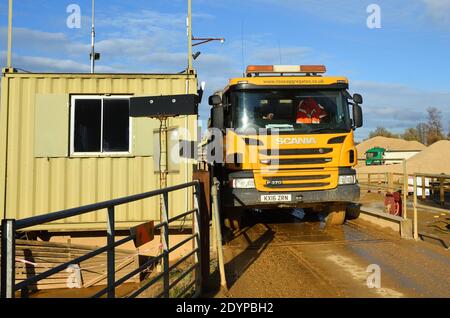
0,73 -> 198,231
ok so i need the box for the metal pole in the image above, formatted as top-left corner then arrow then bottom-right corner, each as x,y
90,0 -> 95,73
161,192 -> 170,298
158,118 -> 168,272
413,176 -> 419,240
193,183 -> 202,295
7,0 -> 13,68
106,206 -> 115,298
187,0 -> 193,72
212,178 -> 227,289
1,219 -> 16,298
403,159 -> 407,219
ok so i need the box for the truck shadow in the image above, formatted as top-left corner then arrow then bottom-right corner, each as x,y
220,209 -> 324,290
223,222 -> 275,290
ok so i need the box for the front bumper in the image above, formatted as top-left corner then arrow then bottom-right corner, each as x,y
222,184 -> 360,209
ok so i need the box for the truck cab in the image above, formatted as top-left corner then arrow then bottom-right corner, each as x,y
365,147 -> 386,165
206,65 -> 363,226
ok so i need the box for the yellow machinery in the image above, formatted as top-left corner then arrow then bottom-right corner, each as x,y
206,65 -> 363,226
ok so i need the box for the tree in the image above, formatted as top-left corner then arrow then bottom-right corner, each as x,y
368,127 -> 397,139
416,123 -> 428,145
402,127 -> 420,142
447,121 -> 450,140
426,107 -> 444,145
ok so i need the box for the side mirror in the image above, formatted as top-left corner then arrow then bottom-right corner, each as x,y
211,106 -> 224,130
353,104 -> 363,128
208,95 -> 222,106
353,93 -> 363,105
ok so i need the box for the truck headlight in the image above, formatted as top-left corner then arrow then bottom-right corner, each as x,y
232,178 -> 256,189
338,175 -> 356,185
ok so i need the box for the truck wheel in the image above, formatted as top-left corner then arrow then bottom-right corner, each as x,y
345,203 -> 361,220
321,204 -> 346,226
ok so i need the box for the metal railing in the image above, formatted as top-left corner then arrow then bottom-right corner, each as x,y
356,158 -> 450,240
412,173 -> 450,240
1,181 -> 203,298
357,158 -> 409,220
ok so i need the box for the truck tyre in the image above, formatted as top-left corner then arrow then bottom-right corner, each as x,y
322,204 -> 346,226
345,203 -> 361,220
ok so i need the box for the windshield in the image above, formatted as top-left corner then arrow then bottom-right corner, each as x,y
232,89 -> 351,134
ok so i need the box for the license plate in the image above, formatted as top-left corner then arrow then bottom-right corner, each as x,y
260,194 -> 292,202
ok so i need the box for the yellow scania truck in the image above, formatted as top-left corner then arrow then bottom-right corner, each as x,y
207,65 -> 363,226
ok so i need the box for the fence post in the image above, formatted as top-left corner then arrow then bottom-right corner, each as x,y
387,173 -> 393,193
439,177 -> 445,207
413,175 -> 419,241
377,174 -> 382,193
1,219 -> 16,298
161,192 -> 170,298
192,171 -> 211,293
106,207 -> 115,298
212,178 -> 227,289
193,182 -> 202,296
431,177 -> 435,196
402,159 -> 408,219
421,176 -> 426,200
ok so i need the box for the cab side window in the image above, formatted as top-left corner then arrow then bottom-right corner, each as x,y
223,93 -> 233,128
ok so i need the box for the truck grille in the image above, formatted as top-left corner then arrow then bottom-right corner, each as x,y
263,175 -> 330,181
273,158 -> 332,165
264,182 -> 330,189
259,148 -> 333,156
263,174 -> 331,189
255,171 -> 337,191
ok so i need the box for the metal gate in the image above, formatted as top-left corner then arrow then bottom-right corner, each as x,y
1,181 -> 205,298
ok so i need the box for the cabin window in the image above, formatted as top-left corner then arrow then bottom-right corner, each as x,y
71,96 -> 131,155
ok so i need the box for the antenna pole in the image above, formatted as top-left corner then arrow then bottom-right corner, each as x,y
7,0 -> 13,68
241,20 -> 245,76
187,0 -> 193,73
90,0 -> 95,74
278,40 -> 282,64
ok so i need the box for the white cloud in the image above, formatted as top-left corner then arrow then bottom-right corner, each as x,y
0,27 -> 88,57
241,0 -> 449,29
250,47 -> 313,64
0,51 -> 115,73
422,0 -> 450,25
352,80 -> 450,140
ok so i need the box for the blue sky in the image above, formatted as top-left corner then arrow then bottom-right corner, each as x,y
1,0 -> 450,141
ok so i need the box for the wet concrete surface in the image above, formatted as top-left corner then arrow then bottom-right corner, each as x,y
217,210 -> 450,298
359,192 -> 450,248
